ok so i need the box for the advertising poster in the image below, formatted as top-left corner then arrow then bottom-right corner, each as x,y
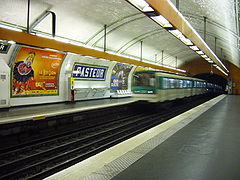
72,63 -> 108,81
11,46 -> 65,97
110,63 -> 133,92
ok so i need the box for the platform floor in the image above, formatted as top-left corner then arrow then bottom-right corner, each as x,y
111,95 -> 240,180
0,98 -> 135,124
46,95 -> 237,180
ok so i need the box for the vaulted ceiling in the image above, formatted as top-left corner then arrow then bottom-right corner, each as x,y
0,0 -> 239,69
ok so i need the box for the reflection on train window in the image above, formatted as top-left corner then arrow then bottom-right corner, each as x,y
186,80 -> 192,88
134,73 -> 155,87
163,78 -> 179,89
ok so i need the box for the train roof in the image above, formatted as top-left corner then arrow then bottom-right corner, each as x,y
134,70 -> 206,82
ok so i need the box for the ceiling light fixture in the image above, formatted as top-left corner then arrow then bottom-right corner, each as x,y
0,24 -> 22,32
36,33 -> 54,39
189,45 -> 199,51
168,29 -> 193,45
54,37 -> 70,44
180,36 -> 193,46
169,29 -> 182,38
196,50 -> 204,55
151,15 -> 173,28
215,66 -> 228,76
128,0 -> 154,12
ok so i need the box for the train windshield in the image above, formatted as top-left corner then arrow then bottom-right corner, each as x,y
133,72 -> 155,87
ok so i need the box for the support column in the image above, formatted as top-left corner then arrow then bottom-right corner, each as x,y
155,54 -> 157,63
104,24 -> 107,52
176,0 -> 179,10
161,50 -> 164,65
214,37 -> 217,54
203,16 -> 207,41
175,56 -> 178,68
27,0 -> 30,33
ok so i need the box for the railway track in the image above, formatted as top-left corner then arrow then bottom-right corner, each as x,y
0,94 -> 216,180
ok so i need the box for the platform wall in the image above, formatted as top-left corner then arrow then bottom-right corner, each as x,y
2,45 -> 137,107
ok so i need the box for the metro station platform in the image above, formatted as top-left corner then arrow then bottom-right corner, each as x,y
0,97 -> 135,124
45,95 -> 240,180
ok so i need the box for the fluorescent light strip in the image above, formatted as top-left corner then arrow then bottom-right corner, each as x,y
69,41 -> 83,46
168,29 -> 193,45
196,50 -> 204,55
169,29 -> 182,38
189,45 -> 199,51
180,37 -> 193,45
36,33 -> 54,39
201,55 -> 207,58
0,24 -> 22,32
8,40 -> 15,44
151,15 -> 173,28
161,64 -> 186,73
128,0 -> 154,12
54,37 -> 70,44
216,66 -> 228,76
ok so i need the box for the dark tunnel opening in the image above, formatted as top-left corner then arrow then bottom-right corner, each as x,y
193,73 -> 228,91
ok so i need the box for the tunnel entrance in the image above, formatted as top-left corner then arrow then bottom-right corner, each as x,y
193,73 -> 228,91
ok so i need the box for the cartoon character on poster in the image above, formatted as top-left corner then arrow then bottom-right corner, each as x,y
12,51 -> 36,95
110,63 -> 133,91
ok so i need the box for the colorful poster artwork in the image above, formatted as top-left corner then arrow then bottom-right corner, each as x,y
72,63 -> 108,81
110,63 -> 133,92
12,46 -> 65,97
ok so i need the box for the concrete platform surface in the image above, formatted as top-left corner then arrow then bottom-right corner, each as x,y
0,98 -> 135,124
46,95 -> 227,180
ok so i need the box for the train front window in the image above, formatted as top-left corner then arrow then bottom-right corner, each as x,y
134,73 -> 155,87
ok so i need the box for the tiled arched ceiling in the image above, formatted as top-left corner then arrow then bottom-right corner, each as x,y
0,0 -> 239,68
169,0 -> 240,67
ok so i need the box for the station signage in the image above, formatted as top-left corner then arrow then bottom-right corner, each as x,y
72,63 -> 108,81
0,41 -> 11,54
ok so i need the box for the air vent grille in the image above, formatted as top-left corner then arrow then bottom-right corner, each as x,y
0,99 -> 7,105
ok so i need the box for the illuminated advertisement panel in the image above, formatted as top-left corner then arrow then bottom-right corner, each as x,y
11,46 -> 65,97
72,63 -> 108,81
110,63 -> 133,91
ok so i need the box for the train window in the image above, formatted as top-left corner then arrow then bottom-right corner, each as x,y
176,79 -> 180,88
186,80 -> 192,88
162,78 -> 168,88
169,78 -> 177,88
197,81 -> 201,88
193,81 -> 197,88
134,73 -> 155,87
162,78 -> 176,89
183,80 -> 187,88
203,82 -> 206,87
149,77 -> 155,86
179,79 -> 183,88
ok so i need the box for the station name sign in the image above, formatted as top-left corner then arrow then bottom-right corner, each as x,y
0,41 -> 11,54
72,63 -> 107,81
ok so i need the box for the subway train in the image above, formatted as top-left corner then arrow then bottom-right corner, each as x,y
132,71 -> 222,102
